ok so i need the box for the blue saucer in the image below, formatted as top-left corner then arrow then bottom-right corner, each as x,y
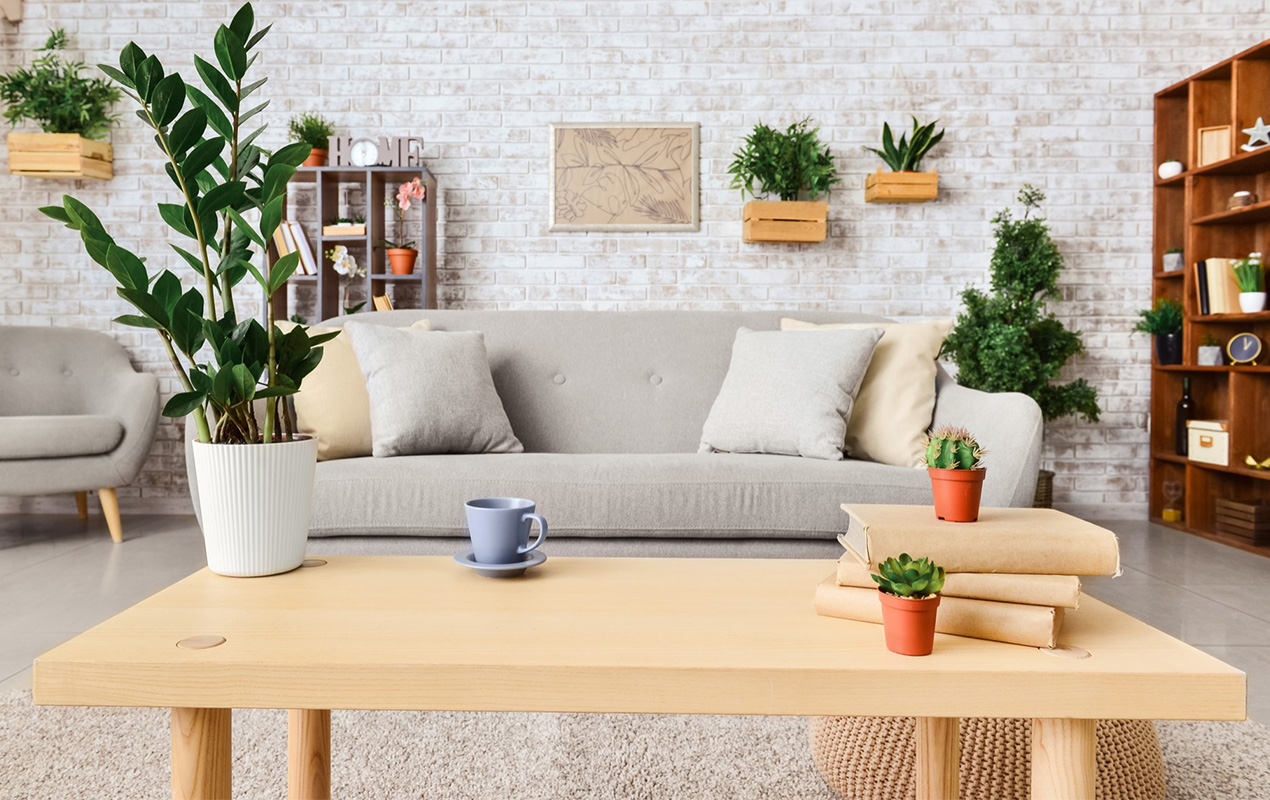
453,549 -> 546,578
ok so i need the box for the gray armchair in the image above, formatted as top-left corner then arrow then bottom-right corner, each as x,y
0,325 -> 160,542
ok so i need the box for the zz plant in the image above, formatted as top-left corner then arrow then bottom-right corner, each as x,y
872,554 -> 946,599
728,118 -> 839,201
40,3 -> 336,446
865,116 -> 944,172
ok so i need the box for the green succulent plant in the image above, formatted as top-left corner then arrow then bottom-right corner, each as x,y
727,118 -> 839,201
1133,298 -> 1184,337
1234,252 -> 1265,293
287,112 -> 335,151
872,554 -> 946,599
922,425 -> 985,470
0,28 -> 121,139
865,116 -> 945,172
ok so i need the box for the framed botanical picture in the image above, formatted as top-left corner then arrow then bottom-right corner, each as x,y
549,122 -> 700,232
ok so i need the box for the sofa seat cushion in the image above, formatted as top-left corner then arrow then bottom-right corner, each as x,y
310,453 -> 931,539
0,415 -> 123,460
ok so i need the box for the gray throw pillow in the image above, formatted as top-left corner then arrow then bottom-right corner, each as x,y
345,323 -> 523,457
698,327 -> 883,461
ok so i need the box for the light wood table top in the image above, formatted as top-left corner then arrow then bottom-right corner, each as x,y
34,555 -> 1244,721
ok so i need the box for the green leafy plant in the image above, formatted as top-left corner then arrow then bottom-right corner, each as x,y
1201,333 -> 1221,347
941,186 -> 1101,424
1234,252 -> 1265,293
727,118 -> 839,201
333,215 -> 365,225
865,116 -> 945,172
287,112 -> 334,151
872,554 -> 946,599
1133,298 -> 1184,337
1166,247 -> 1183,255
40,4 -> 336,445
922,425 -> 985,470
0,28 -> 121,139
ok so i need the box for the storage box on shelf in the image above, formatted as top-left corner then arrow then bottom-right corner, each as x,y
7,132 -> 112,179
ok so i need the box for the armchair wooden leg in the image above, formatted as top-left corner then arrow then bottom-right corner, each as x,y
75,491 -> 88,520
98,488 -> 123,544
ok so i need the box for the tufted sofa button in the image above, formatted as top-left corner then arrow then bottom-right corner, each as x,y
63,369 -> 73,377
649,374 -> 663,386
553,373 -> 566,385
8,368 -> 17,376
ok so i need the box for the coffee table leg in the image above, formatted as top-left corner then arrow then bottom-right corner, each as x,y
1030,718 -> 1095,800
171,707 -> 231,800
288,709 -> 331,800
915,716 -> 960,800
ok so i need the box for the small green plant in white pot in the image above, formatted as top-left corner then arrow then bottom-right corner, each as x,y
1198,334 -> 1224,367
1235,252 -> 1266,313
1162,247 -> 1184,273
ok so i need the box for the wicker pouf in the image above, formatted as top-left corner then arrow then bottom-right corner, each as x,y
809,716 -> 1165,800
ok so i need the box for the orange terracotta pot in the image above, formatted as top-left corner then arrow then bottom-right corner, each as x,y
301,148 -> 328,167
928,467 -> 986,522
387,248 -> 418,275
878,590 -> 941,656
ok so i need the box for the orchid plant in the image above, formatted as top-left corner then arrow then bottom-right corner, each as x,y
325,244 -> 366,314
385,177 -> 425,249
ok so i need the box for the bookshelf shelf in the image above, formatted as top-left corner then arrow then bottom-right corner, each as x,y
1151,37 -> 1270,550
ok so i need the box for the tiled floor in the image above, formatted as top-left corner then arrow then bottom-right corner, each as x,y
1,514 -> 1268,722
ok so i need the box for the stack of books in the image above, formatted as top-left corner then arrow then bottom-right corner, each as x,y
271,220 -> 319,276
1195,258 -> 1241,314
815,505 -> 1122,648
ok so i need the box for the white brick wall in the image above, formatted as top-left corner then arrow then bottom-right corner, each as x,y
2,1 -> 1266,516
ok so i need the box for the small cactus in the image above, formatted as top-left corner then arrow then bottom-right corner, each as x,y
922,425 -> 985,470
872,553 -> 946,599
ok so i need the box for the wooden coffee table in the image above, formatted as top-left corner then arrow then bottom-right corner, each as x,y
34,556 -> 1244,800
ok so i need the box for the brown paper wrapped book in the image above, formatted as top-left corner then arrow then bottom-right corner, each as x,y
814,576 -> 1064,649
840,504 -> 1120,576
836,556 -> 1082,609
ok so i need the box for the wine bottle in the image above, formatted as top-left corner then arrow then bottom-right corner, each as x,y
1176,377 -> 1195,457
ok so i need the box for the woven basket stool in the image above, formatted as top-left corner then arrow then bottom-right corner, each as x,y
809,716 -> 1165,800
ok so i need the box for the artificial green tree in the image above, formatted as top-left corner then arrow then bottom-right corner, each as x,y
941,186 -> 1100,423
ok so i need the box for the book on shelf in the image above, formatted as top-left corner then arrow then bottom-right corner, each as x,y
835,556 -> 1082,609
1201,258 -> 1241,314
814,577 -> 1064,649
272,224 -> 293,258
372,294 -> 394,311
1196,260 -> 1210,315
277,221 -> 304,274
287,221 -> 319,277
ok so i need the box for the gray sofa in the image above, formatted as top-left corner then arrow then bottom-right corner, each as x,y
188,310 -> 1043,558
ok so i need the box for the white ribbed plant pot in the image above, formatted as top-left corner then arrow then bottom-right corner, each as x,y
1239,292 -> 1267,313
192,436 -> 318,577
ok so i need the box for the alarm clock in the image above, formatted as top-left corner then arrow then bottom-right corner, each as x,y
349,138 -> 382,167
1227,332 -> 1263,365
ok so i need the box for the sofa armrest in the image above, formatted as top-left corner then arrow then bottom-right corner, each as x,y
102,371 -> 160,487
931,369 -> 1043,508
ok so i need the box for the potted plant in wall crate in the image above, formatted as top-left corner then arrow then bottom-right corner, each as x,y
863,116 -> 944,203
1234,252 -> 1266,313
1134,298 -> 1185,366
42,4 -> 338,577
923,426 -> 987,523
728,118 -> 839,243
289,112 -> 335,167
0,28 -> 120,179
873,553 -> 946,657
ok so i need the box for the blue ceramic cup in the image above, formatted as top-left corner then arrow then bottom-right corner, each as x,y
464,497 -> 548,565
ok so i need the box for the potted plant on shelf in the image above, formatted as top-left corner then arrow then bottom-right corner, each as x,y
1162,247 -> 1184,273
1199,334 -> 1225,366
41,4 -> 337,578
941,186 -> 1100,507
922,426 -> 987,522
386,177 -> 425,274
0,28 -> 120,179
288,112 -> 335,167
872,553 -> 946,657
1234,252 -> 1266,313
863,116 -> 944,203
1134,298 -> 1185,365
326,245 -> 367,314
322,215 -> 365,237
728,118 -> 838,243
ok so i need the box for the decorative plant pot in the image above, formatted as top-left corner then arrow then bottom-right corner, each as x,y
1239,292 -> 1267,313
878,590 -> 941,656
1162,252 -> 1184,273
7,132 -> 113,180
191,436 -> 318,577
1157,160 -> 1184,180
741,200 -> 827,243
301,147 -> 328,168
1155,333 -> 1183,365
864,169 -> 938,203
928,467 -> 986,522
387,247 -> 418,275
1198,345 -> 1225,366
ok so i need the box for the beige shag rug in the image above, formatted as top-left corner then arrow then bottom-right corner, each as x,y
2,691 -> 1268,799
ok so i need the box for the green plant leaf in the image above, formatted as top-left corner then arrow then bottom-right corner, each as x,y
97,63 -> 134,89
185,85 -> 233,139
182,137 -> 225,179
245,22 -> 273,51
269,251 -> 301,293
270,141 -> 313,169
238,100 -> 269,124
105,244 -> 149,291
152,270 -> 182,318
226,208 -> 265,247
214,24 -> 248,81
239,77 -> 267,99
163,390 -> 206,418
150,72 -> 185,127
167,108 -> 207,157
113,314 -> 163,330
158,202 -> 195,238
259,194 -> 285,241
116,287 -> 168,328
170,290 -> 206,355
134,54 -> 163,102
197,180 -> 245,217
62,196 -> 102,230
193,56 -> 238,112
119,41 -> 145,82
39,205 -> 71,224
228,3 -> 254,43
260,161 -> 295,204
169,244 -> 205,275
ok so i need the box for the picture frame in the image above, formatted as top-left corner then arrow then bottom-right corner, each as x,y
548,122 -> 700,232
1198,124 -> 1232,167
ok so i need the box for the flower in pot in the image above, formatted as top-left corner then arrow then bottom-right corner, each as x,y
288,112 -> 335,167
41,3 -> 338,577
863,116 -> 945,203
385,177 -> 425,274
1198,334 -> 1225,366
872,553 -> 946,657
922,426 -> 987,522
1162,247 -> 1184,273
1134,298 -> 1185,365
728,118 -> 838,242
326,244 -> 366,315
1234,252 -> 1266,313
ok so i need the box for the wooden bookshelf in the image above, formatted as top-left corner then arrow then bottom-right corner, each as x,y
267,166 -> 438,322
1151,37 -> 1270,554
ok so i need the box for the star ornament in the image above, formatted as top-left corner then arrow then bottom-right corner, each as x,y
1242,117 -> 1270,152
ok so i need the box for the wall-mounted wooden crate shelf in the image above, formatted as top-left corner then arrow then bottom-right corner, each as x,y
7,133 -> 112,180
864,169 -> 938,203
741,200 -> 826,243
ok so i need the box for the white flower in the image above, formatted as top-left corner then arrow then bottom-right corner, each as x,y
324,245 -> 360,277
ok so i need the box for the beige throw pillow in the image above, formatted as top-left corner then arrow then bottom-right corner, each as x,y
285,318 -> 432,461
781,317 -> 953,467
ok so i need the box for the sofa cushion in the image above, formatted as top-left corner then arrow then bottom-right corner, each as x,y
309,453 -> 932,539
0,415 -> 123,460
